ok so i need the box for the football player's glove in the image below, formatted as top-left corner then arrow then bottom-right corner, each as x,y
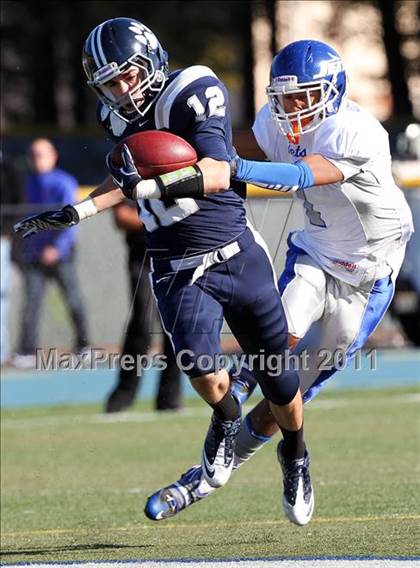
106,144 -> 142,200
14,205 -> 79,239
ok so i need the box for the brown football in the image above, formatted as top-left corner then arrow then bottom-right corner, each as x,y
111,130 -> 197,179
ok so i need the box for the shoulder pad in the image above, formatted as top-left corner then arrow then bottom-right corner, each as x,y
154,65 -> 218,130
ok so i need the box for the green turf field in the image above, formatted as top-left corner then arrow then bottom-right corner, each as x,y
1,386 -> 419,564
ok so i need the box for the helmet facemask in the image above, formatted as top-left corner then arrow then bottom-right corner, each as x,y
266,76 -> 341,137
87,53 -> 166,123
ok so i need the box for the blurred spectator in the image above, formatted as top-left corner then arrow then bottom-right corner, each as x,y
105,200 -> 183,413
0,152 -> 23,364
11,139 -> 91,369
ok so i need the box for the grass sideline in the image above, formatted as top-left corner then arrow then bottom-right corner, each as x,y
1,386 -> 419,564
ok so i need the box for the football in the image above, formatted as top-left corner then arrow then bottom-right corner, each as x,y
111,130 -> 197,179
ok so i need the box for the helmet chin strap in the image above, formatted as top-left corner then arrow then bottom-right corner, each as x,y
286,123 -> 301,145
286,132 -> 300,145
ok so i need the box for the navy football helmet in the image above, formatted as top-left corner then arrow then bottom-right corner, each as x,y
266,40 -> 347,137
82,17 -> 168,122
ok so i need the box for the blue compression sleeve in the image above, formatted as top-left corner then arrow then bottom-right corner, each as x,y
233,157 -> 314,192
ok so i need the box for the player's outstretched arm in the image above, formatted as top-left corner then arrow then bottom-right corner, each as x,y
86,175 -> 125,209
14,175 -> 124,239
231,154 -> 343,192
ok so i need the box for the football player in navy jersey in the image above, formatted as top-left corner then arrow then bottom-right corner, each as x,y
14,17 -> 313,524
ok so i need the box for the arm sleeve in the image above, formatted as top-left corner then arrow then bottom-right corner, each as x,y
233,158 -> 314,192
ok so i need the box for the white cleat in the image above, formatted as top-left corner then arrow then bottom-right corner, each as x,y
277,441 -> 314,526
202,413 -> 241,488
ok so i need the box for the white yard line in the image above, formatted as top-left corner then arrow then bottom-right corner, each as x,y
3,558 -> 420,568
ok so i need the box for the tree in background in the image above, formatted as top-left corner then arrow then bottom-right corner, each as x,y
1,0 -> 418,131
378,0 -> 417,118
1,0 -> 254,129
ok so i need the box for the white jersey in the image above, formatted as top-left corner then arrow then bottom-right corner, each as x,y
253,100 -> 414,288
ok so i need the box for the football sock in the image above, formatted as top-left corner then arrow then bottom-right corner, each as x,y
210,390 -> 241,421
280,425 -> 305,460
233,413 -> 272,469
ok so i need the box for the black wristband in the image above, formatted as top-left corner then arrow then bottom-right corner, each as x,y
155,165 -> 204,199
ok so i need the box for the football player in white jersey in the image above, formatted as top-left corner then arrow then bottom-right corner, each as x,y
144,39 -> 414,524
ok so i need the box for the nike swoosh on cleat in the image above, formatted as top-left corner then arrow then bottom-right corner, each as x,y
202,451 -> 215,478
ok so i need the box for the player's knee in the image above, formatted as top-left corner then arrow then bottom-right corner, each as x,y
258,369 -> 300,406
190,369 -> 230,403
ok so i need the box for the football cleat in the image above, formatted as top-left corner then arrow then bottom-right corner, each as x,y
277,440 -> 314,526
202,413 -> 242,488
144,466 -> 215,521
144,373 -> 257,520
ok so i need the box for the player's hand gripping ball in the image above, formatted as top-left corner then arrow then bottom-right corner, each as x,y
107,130 -> 198,199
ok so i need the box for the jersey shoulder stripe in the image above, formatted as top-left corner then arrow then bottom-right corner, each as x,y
154,65 -> 218,130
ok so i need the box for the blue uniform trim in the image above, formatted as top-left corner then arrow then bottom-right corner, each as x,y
303,275 -> 395,403
234,158 -> 314,192
278,233 -> 307,295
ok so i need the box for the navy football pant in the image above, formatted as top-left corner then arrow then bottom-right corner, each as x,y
150,229 -> 299,405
